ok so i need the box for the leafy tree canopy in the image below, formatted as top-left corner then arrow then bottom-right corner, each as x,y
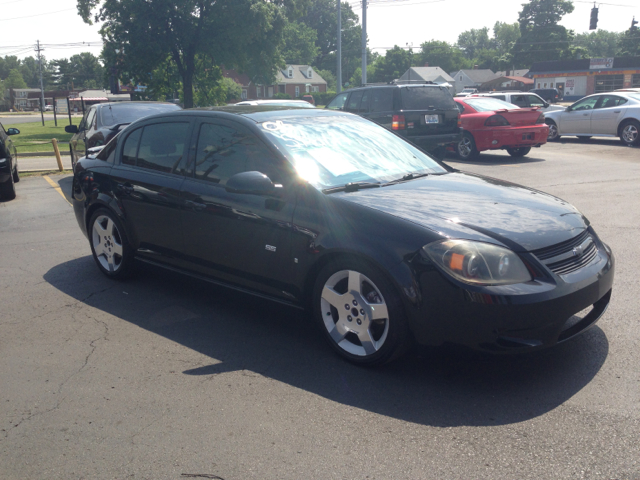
574,30 -> 621,58
281,20 -> 319,65
415,41 -> 470,73
5,69 -> 27,89
457,27 -> 491,60
618,25 -> 640,57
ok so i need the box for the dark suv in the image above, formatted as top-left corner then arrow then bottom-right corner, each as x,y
529,88 -> 561,103
325,84 -> 461,155
0,122 -> 20,200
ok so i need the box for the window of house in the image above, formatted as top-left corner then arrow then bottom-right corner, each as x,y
241,90 -> 248,100
194,123 -> 283,185
288,68 -> 293,78
632,74 -> 640,88
257,86 -> 262,98
295,86 -> 300,97
308,68 -> 312,78
312,86 -> 319,93
306,85 -> 310,93
135,123 -> 190,174
543,83 -> 547,88
459,76 -> 463,81
550,82 -> 554,87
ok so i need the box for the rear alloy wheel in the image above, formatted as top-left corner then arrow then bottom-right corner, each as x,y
456,132 -> 478,160
89,209 -> 134,279
506,147 -> 531,157
313,260 -> 411,366
620,120 -> 640,147
546,120 -> 559,141
12,159 -> 19,183
0,166 -> 16,200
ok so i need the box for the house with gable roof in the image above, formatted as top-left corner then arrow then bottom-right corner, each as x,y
449,68 -> 500,94
223,65 -> 327,101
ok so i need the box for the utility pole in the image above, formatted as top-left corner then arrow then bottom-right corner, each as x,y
35,40 -> 45,126
337,0 -> 342,93
361,0 -> 367,85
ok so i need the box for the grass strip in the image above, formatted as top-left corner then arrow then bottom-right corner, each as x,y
4,120 -> 76,153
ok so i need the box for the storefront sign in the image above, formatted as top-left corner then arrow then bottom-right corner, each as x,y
589,58 -> 614,69
566,79 -> 575,88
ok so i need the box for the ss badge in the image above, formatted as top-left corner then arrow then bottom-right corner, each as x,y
265,245 -> 277,252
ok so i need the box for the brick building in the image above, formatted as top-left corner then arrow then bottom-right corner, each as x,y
223,65 -> 327,101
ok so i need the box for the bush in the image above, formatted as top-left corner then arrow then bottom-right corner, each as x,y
273,92 -> 291,99
312,91 -> 336,106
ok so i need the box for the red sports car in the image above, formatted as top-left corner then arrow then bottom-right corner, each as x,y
452,97 -> 549,159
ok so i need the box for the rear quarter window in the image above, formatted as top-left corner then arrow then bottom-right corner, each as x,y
400,87 -> 456,110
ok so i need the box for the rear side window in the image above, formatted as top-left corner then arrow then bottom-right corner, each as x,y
136,123 -> 190,174
400,87 -> 456,110
346,91 -> 364,112
326,92 -> 349,110
370,88 -> 394,112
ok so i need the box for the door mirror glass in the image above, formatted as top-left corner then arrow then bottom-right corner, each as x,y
6,128 -> 20,136
225,171 -> 280,195
65,125 -> 79,134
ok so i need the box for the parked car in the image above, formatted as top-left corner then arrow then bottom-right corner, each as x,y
71,107 -> 614,366
0,122 -> 20,200
543,92 -> 640,146
455,88 -> 478,97
325,84 -> 461,156
302,94 -> 316,105
233,99 -> 315,108
471,91 -> 565,114
44,105 -> 54,111
453,97 -> 549,159
65,101 -> 182,171
529,88 -> 562,103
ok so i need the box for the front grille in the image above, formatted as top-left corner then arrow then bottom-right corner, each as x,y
531,229 -> 599,275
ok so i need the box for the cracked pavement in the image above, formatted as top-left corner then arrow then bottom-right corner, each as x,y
0,138 -> 639,479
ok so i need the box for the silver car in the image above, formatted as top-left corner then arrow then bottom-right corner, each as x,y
543,92 -> 640,146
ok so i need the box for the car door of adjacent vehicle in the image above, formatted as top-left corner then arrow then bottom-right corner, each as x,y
590,95 -> 628,135
109,120 -> 192,260
180,119 -> 297,300
559,96 -> 599,134
72,106 -> 97,163
367,88 -> 395,129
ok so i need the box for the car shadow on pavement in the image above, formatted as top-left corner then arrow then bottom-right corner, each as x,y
443,152 -> 546,166
55,175 -> 74,204
44,256 -> 609,429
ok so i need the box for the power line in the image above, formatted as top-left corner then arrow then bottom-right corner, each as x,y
0,8 -> 76,22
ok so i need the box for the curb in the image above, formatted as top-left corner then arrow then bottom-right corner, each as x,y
20,152 -> 71,157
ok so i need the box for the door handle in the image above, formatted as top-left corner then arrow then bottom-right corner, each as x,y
583,113 -> 589,116
614,110 -> 621,113
185,200 -> 206,211
117,183 -> 134,195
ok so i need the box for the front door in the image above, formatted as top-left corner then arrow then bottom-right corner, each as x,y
560,96 -> 599,134
180,119 -> 297,300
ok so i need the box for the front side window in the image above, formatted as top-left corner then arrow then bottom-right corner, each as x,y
194,123 -> 282,185
570,96 -> 599,111
261,115 -> 446,191
135,123 -> 190,173
510,95 -> 528,107
326,92 -> 349,110
122,128 -> 142,166
527,95 -> 546,107
346,91 -> 364,112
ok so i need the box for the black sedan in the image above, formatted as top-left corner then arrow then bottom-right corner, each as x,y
0,122 -> 20,200
66,101 -> 181,171
71,107 -> 614,366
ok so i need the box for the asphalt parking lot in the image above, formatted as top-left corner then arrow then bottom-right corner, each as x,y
1,138 -> 639,479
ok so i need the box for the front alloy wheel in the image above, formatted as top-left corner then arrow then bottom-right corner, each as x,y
314,261 -> 410,366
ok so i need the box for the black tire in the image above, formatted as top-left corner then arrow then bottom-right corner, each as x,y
0,168 -> 16,200
88,208 -> 135,279
12,158 -> 19,183
619,120 -> 640,147
456,132 -> 478,160
576,136 -> 591,142
546,119 -> 559,141
506,147 -> 531,157
312,258 -> 412,366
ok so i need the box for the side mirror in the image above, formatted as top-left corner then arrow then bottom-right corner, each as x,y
543,102 -> 549,108
225,171 -> 281,196
6,128 -> 20,136
565,106 -> 572,112
65,125 -> 79,134
87,146 -> 105,157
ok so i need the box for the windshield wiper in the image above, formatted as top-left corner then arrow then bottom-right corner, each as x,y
384,172 -> 433,185
322,182 -> 381,194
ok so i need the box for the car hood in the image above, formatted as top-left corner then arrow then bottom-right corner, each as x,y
335,172 -> 588,252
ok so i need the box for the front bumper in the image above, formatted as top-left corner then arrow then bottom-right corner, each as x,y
404,235 -> 614,353
473,124 -> 549,152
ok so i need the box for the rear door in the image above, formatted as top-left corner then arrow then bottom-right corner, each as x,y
368,88 -> 395,129
590,95 -> 628,135
399,86 -> 458,137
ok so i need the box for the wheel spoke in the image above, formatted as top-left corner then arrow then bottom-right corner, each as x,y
106,218 -> 116,236
369,302 -> 389,321
111,241 -> 123,257
107,254 -> 115,272
93,241 -> 105,256
358,329 -> 378,355
347,270 -> 362,294
321,286 -> 344,309
329,323 -> 348,344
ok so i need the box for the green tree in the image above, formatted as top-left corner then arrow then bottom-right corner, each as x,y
314,68 -> 336,90
457,27 -> 492,60
618,24 -> 640,57
493,21 -> 521,53
415,41 -> 470,73
5,69 -> 27,89
574,30 -> 621,58
512,0 -> 575,67
78,0 -> 305,108
0,56 -> 21,79
368,46 -> 411,83
281,21 -> 319,64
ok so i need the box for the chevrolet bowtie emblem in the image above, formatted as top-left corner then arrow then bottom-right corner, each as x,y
572,245 -> 584,257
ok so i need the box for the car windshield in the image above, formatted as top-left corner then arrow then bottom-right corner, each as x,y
464,98 -> 519,112
400,86 -> 456,109
261,115 -> 447,190
99,103 -> 180,127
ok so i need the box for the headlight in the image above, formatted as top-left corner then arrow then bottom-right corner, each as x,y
422,239 -> 532,286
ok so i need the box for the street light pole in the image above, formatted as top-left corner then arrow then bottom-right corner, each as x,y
337,0 -> 342,93
361,0 -> 367,85
35,40 -> 46,126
